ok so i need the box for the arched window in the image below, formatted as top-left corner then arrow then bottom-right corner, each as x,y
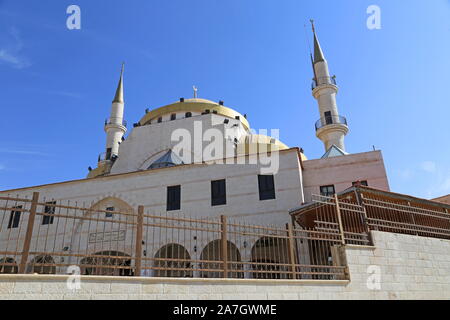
251,237 -> 289,279
200,240 -> 243,278
0,257 -> 18,274
28,255 -> 56,274
153,243 -> 192,278
185,112 -> 192,118
80,251 -> 132,276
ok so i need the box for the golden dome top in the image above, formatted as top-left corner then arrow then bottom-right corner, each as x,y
139,98 -> 250,130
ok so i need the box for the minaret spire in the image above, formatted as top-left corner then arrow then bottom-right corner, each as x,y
104,64 -> 127,161
309,21 -> 349,154
311,20 -> 325,63
113,63 -> 124,103
88,64 -> 127,177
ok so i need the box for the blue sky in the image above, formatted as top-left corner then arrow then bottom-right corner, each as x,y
0,0 -> 449,199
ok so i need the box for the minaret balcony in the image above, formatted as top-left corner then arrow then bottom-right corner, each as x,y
311,76 -> 337,90
104,119 -> 127,128
98,152 -> 118,162
315,115 -> 347,131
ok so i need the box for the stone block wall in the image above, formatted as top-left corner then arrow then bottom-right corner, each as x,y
1,231 -> 450,300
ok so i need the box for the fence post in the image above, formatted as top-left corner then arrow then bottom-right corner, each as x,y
221,215 -> 228,278
286,223 -> 297,279
334,194 -> 346,245
19,192 -> 39,274
134,205 -> 144,277
359,193 -> 374,245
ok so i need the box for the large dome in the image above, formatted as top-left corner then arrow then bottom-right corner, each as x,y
138,98 -> 250,130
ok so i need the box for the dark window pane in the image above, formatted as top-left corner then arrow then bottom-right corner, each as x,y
324,111 -> 332,125
42,201 -> 56,225
167,185 -> 181,211
320,185 -> 335,197
8,206 -> 22,229
106,148 -> 112,160
258,175 -> 275,200
352,180 -> 368,187
211,179 -> 226,206
105,206 -> 114,218
170,114 -> 176,120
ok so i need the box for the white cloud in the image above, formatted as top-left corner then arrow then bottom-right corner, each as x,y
0,27 -> 31,69
0,49 -> 30,69
421,161 -> 437,173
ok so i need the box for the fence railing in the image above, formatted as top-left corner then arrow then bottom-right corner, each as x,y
310,194 -> 371,246
105,118 -> 127,128
361,194 -> 450,240
307,192 -> 450,243
311,76 -> 337,90
0,193 -> 348,280
315,115 -> 348,131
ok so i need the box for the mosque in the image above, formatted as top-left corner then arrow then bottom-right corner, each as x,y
1,25 -> 389,224
0,25 -> 391,276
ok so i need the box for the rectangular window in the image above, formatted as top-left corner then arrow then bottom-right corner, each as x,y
7,206 -> 22,229
352,180 -> 368,187
105,207 -> 115,218
320,185 -> 335,197
106,148 -> 112,160
42,201 -> 56,225
324,111 -> 332,125
258,175 -> 276,200
211,179 -> 226,206
170,113 -> 176,120
157,117 -> 162,123
167,185 -> 181,211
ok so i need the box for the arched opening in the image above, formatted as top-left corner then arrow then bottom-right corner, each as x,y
28,255 -> 56,274
200,240 -> 243,278
153,243 -> 192,278
79,251 -> 132,276
251,236 -> 290,279
69,197 -> 134,261
0,257 -> 18,274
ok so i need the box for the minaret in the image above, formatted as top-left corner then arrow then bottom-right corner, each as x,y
310,21 -> 348,153
104,64 -> 127,161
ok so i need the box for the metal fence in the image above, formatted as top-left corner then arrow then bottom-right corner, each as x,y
0,193 -> 348,280
362,194 -> 450,240
299,192 -> 450,244
307,194 -> 371,246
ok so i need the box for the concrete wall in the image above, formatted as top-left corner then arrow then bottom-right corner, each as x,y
2,231 -> 450,300
0,149 -> 304,269
0,149 -> 303,226
302,150 -> 390,202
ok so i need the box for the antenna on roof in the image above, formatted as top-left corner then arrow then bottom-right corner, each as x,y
193,86 -> 198,99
